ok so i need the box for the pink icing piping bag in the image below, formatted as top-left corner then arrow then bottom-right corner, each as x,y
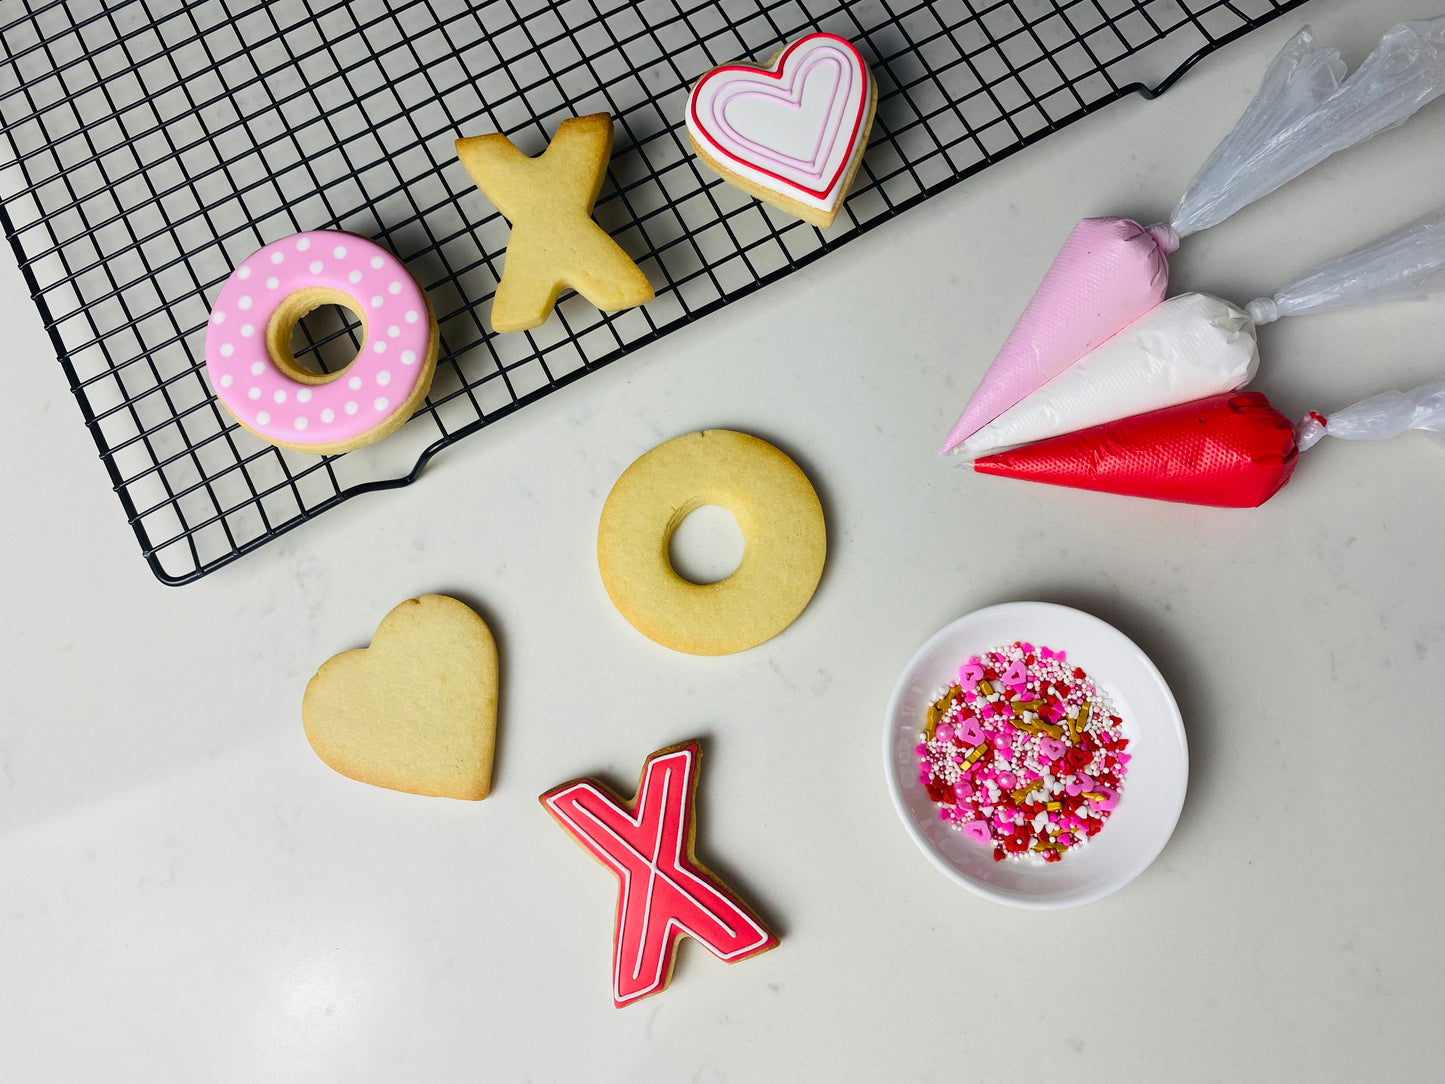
941,17 -> 1445,456
939,217 -> 1172,453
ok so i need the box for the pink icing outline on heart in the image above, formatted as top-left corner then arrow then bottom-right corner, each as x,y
705,53 -> 850,186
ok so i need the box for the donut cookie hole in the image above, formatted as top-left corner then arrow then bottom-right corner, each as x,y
266,287 -> 369,385
667,502 -> 745,586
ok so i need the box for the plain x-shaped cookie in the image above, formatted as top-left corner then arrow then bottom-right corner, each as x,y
457,113 -> 654,333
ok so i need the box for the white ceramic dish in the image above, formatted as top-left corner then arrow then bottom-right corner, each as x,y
882,602 -> 1187,909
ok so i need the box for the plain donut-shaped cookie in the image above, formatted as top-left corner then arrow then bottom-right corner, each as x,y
597,430 -> 826,655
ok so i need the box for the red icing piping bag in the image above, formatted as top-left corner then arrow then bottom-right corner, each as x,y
974,379 -> 1445,508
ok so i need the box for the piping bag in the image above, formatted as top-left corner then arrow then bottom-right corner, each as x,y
952,208 -> 1445,456
973,380 -> 1445,508
941,16 -> 1445,453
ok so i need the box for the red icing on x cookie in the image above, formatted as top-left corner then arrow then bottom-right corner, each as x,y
540,741 -> 778,1007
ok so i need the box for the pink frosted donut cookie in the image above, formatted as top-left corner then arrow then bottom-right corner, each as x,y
204,231 -> 438,455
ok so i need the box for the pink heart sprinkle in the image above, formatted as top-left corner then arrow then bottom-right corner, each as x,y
1088,786 -> 1119,812
1037,737 -> 1067,761
959,661 -> 985,685
957,717 -> 986,745
961,821 -> 991,843
1001,659 -> 1028,689
1066,774 -> 1095,797
1117,753 -> 1132,765
1019,642 -> 1034,654
1041,646 -> 1066,662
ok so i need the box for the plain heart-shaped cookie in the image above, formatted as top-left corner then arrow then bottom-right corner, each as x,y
686,32 -> 876,228
302,595 -> 498,800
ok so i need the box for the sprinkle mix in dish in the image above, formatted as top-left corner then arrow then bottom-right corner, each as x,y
915,642 -> 1129,862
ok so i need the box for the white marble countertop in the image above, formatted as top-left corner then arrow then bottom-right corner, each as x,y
3,1 -> 1444,1079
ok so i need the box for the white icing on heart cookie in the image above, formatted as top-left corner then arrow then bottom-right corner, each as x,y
686,32 -> 874,224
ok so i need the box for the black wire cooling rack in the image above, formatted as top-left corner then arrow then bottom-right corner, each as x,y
0,0 -> 1310,584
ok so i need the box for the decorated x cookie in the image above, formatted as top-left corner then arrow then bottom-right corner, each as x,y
540,740 -> 778,1007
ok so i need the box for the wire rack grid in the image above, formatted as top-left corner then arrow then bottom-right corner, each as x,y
0,0 -> 1311,584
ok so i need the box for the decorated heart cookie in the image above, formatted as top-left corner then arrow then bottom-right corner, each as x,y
686,32 -> 876,229
302,595 -> 499,800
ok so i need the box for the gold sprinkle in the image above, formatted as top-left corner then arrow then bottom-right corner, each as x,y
1011,700 -> 1043,714
1073,701 -> 1091,739
1045,802 -> 1062,811
977,679 -> 994,697
924,684 -> 963,738
1082,792 -> 1104,801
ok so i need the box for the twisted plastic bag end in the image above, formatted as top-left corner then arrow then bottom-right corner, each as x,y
1294,411 -> 1328,452
1170,18 -> 1445,237
1245,297 -> 1280,325
1300,378 -> 1445,451
1144,223 -> 1180,255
